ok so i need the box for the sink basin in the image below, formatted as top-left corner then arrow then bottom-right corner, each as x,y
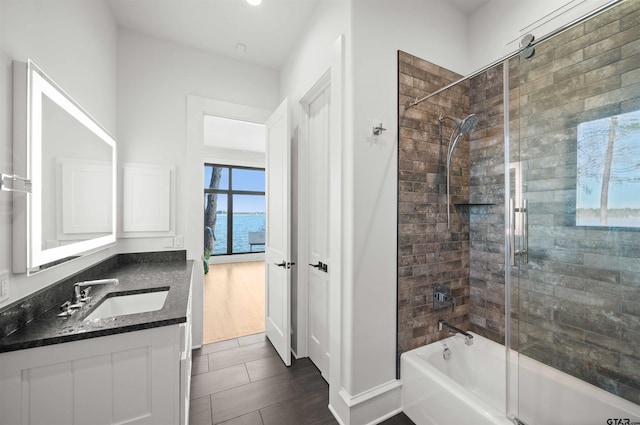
84,290 -> 169,321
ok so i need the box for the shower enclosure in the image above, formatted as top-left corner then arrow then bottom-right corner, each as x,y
397,0 -> 640,421
507,0 -> 640,418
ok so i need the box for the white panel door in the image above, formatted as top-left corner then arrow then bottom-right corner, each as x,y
307,88 -> 331,379
265,98 -> 292,366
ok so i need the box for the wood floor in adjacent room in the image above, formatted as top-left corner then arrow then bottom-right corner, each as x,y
189,333 -> 416,425
203,261 -> 266,344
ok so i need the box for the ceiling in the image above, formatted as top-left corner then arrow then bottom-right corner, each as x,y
108,0 -> 322,70
111,0 -> 489,152
108,0 -> 489,71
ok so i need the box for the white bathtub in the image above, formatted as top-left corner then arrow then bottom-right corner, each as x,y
401,332 -> 640,425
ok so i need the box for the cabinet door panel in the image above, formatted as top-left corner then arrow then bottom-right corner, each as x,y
113,347 -> 152,424
74,354 -> 113,424
0,326 -> 180,425
24,362 -> 73,425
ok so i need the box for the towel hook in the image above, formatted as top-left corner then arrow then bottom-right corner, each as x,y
373,123 -> 386,136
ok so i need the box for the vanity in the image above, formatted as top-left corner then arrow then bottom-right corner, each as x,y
0,59 -> 195,425
0,254 -> 194,425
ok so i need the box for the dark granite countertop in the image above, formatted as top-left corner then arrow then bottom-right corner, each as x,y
0,259 -> 194,353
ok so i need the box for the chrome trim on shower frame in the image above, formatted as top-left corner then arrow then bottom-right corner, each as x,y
405,0 -> 622,110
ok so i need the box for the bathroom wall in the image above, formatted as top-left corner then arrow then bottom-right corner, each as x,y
0,0 -> 118,305
116,29 -> 280,258
397,51 -> 470,356
350,0 -> 469,402
397,52 -> 508,353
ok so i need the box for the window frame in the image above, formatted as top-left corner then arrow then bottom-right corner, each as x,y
204,163 -> 266,256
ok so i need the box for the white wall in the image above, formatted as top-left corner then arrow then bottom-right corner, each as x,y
116,29 -> 280,256
0,0 -> 117,306
279,1 -> 350,421
467,0 -> 612,73
349,0 -> 467,396
281,1 -> 469,422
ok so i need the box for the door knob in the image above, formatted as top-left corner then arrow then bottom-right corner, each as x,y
275,261 -> 287,268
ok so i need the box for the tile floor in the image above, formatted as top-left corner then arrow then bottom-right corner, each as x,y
189,332 -> 415,425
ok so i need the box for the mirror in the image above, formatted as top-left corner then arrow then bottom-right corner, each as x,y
13,60 -> 116,273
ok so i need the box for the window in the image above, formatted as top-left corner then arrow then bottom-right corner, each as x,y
204,164 -> 265,255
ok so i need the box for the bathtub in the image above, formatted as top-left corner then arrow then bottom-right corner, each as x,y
401,332 -> 640,425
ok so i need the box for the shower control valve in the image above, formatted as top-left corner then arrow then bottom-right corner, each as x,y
434,292 -> 449,302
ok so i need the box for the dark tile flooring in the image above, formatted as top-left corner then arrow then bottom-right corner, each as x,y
189,333 -> 415,425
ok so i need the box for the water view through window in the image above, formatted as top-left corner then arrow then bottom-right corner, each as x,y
204,165 -> 265,255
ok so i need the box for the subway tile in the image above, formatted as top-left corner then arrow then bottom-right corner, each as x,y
622,66 -> 640,87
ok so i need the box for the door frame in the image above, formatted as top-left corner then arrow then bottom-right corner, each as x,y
296,37 -> 344,382
186,95 -> 272,349
296,69 -> 332,359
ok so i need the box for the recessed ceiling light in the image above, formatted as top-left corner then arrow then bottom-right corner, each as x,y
246,0 -> 262,5
236,43 -> 247,53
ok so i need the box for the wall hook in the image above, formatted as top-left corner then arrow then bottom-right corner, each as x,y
373,123 -> 386,136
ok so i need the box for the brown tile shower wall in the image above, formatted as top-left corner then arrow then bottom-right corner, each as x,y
468,64 -> 507,343
397,51 -> 471,356
512,0 -> 640,404
397,50 -> 508,359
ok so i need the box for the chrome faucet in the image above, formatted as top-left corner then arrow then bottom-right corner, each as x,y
439,319 -> 474,346
73,278 -> 119,305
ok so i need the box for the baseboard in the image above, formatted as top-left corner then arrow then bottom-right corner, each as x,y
333,380 -> 402,425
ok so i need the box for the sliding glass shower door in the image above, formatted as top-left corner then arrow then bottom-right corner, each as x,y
508,1 -> 640,422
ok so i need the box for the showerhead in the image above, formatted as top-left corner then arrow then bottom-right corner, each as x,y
439,114 -> 479,137
459,114 -> 479,135
439,113 -> 480,229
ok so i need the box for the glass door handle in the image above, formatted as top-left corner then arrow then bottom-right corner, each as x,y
521,199 -> 528,263
510,198 -> 516,266
510,198 -> 529,266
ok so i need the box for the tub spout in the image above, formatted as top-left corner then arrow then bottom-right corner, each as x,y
438,319 -> 474,346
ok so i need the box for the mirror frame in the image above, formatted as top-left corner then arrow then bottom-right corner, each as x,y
13,60 -> 117,273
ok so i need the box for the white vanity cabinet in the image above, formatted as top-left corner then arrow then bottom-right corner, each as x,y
0,288 -> 192,425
